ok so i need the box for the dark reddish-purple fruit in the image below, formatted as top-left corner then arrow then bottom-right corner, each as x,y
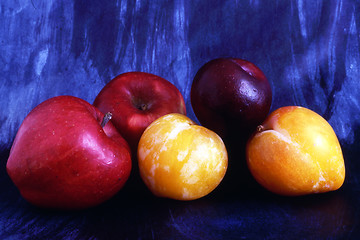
191,58 -> 272,141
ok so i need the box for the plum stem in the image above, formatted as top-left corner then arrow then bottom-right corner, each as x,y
101,112 -> 112,127
257,125 -> 265,132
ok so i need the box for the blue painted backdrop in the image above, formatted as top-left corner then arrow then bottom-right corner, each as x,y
1,0 -> 359,150
1,0 -> 360,239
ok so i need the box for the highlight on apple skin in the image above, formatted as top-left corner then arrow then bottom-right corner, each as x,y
6,96 -> 132,210
246,106 -> 345,196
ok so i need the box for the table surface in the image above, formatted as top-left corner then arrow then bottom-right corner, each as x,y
1,1 -> 360,239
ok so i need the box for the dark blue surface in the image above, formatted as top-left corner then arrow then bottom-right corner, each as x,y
1,0 -> 360,239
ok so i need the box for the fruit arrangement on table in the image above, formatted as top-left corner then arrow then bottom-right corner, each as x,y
6,58 -> 345,210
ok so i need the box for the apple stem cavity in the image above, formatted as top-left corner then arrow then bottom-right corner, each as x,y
101,112 -> 113,128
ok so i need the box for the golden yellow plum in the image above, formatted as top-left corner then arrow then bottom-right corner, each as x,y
246,106 -> 345,196
137,113 -> 228,200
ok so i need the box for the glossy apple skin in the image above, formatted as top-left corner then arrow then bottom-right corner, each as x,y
93,72 -> 186,153
246,106 -> 345,196
138,113 -> 228,200
191,58 -> 272,141
6,96 -> 132,210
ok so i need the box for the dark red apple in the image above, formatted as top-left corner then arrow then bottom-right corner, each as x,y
93,72 -> 186,153
6,96 -> 132,210
191,58 -> 272,141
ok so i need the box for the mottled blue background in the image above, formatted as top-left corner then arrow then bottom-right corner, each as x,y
1,0 -> 360,239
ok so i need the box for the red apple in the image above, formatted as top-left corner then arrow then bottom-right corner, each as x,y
93,72 -> 186,153
6,96 -> 132,210
191,58 -> 272,142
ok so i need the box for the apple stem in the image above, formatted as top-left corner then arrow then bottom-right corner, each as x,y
140,103 -> 147,111
101,112 -> 112,128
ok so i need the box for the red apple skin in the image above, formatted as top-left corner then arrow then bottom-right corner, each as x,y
93,72 -> 186,153
191,58 -> 272,142
6,96 -> 132,210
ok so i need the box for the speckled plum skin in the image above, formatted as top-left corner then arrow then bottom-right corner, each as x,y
191,58 -> 272,141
